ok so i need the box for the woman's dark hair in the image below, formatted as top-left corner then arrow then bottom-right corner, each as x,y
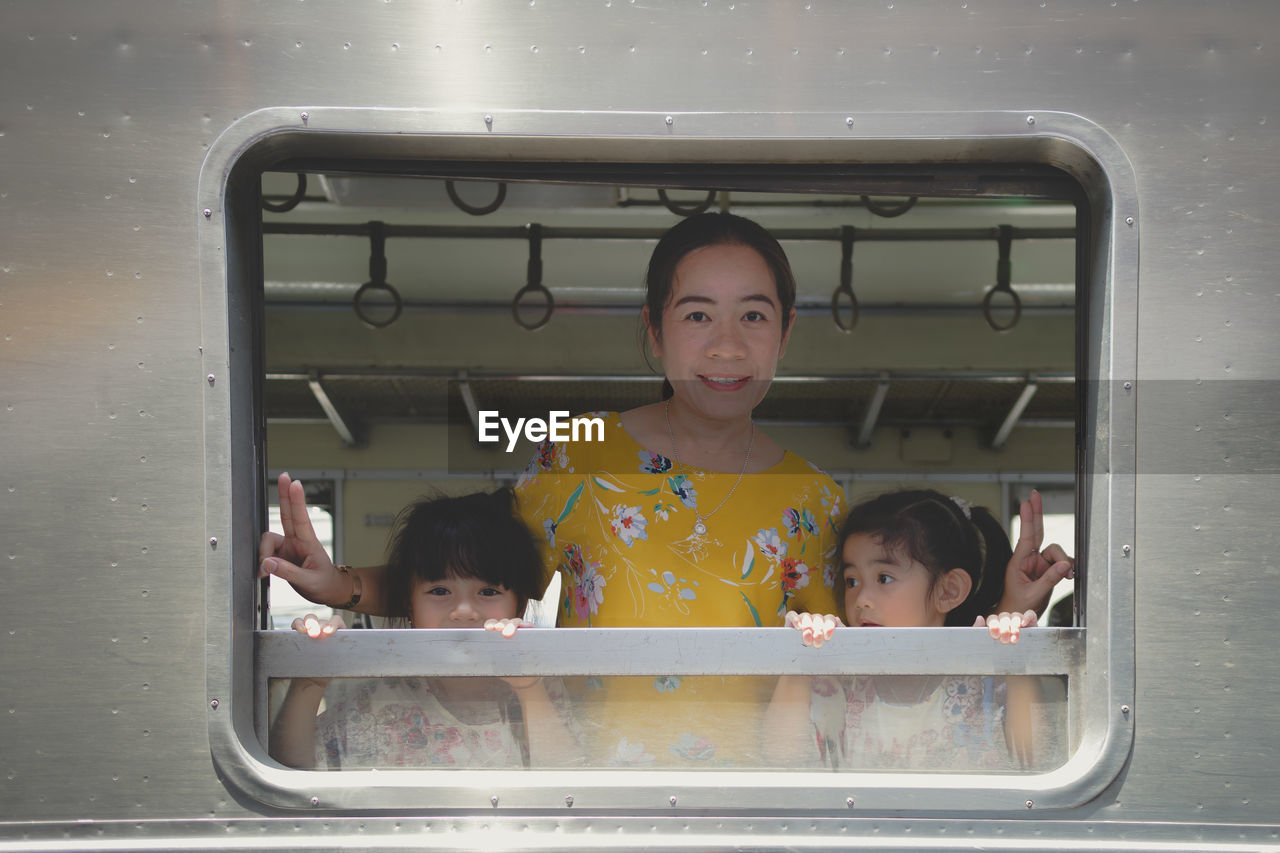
383,488 -> 544,627
641,212 -> 798,399
838,489 -> 1009,627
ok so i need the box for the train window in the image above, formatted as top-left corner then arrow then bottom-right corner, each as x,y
265,671 -> 1067,772
202,113 -> 1135,811
254,170 -> 1083,778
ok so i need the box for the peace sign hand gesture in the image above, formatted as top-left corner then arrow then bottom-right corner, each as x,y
257,472 -> 353,609
999,490 -> 1075,615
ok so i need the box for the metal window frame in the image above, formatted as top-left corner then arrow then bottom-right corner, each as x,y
198,107 -> 1135,815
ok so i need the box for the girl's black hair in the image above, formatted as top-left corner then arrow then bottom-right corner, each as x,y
839,489 -> 1010,627
641,212 -> 798,400
383,488 -> 544,627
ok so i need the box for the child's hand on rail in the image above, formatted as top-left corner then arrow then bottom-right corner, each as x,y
975,610 -> 1038,644
484,617 -> 535,639
785,610 -> 843,648
291,611 -> 346,639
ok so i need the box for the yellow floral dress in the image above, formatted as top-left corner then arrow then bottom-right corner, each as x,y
515,412 -> 844,767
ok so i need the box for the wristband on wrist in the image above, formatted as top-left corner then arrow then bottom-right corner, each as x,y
334,565 -> 362,610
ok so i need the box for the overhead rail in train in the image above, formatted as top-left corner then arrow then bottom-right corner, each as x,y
271,368 -> 1074,451
261,172 -> 941,216
350,221 -> 402,329
263,220 -> 1074,332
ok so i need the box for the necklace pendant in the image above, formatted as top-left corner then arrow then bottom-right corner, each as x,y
693,519 -> 708,537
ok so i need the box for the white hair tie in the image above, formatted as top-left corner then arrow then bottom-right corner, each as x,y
949,495 -> 972,519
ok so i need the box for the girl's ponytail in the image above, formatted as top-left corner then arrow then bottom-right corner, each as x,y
956,506 -> 1014,626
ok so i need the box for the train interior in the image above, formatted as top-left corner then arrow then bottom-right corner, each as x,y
256,164 -> 1082,771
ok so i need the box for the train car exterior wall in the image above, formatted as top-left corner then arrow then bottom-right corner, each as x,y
2,2 -> 1277,850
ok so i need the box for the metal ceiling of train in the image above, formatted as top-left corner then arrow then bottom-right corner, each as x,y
260,172 -> 1079,443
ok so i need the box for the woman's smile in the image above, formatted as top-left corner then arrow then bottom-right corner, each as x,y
698,373 -> 752,391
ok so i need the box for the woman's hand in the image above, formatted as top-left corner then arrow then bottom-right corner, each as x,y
1000,490 -> 1075,614
975,610 -> 1038,644
785,610 -> 843,648
258,473 -> 350,608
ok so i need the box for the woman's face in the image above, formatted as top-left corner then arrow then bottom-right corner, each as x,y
647,243 -> 794,421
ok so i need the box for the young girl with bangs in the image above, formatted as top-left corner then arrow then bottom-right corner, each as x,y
269,488 -> 582,770
767,489 -> 1067,771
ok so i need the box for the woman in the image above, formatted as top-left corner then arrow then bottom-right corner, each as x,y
260,213 -> 1072,767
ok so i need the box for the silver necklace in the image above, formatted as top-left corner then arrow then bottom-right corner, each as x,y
663,398 -> 755,538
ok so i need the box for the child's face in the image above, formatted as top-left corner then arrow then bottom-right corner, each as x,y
410,573 -> 519,629
841,533 -> 949,628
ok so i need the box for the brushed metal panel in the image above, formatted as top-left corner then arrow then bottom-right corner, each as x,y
2,0 -> 1277,848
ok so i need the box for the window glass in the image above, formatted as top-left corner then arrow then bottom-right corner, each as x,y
268,672 -> 1068,773
255,167 -> 1082,781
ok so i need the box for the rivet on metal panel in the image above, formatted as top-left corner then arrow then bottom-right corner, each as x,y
300,111 -> 309,123
1123,381 -> 1132,390
1122,544 -> 1131,556
669,796 -> 677,806
1026,115 -> 1035,126
207,373 -> 215,385
1126,216 -> 1135,227
209,699 -> 219,709
210,537 -> 218,549
490,796 -> 499,807
310,796 -> 319,806
846,117 -> 854,128
565,795 -> 574,808
1121,704 -> 1131,715
665,115 -> 674,126
202,208 -> 212,219
484,114 -> 493,129
846,797 -> 855,808
1026,799 -> 1034,809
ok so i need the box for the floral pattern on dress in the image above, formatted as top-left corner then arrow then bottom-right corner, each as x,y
563,542 -> 606,623
754,527 -> 788,561
639,450 -> 673,474
780,557 -> 811,592
667,474 -> 698,509
825,675 -> 1013,771
609,504 -> 648,547
609,737 -> 656,767
943,677 -> 1007,765
783,507 -> 818,539
778,557 -> 812,614
646,569 -> 698,603
822,552 -> 839,591
668,733 -> 717,763
315,678 -> 529,769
